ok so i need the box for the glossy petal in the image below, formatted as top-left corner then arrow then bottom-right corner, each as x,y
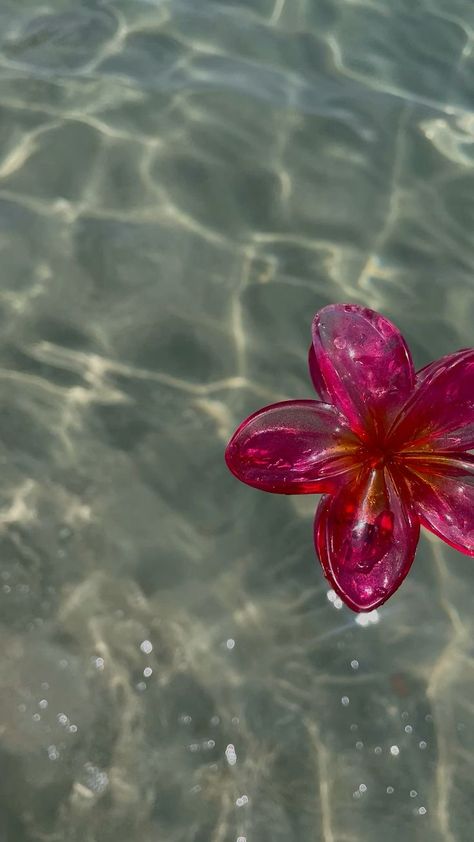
389,349 -> 474,451
402,454 -> 474,556
314,466 -> 419,611
312,304 -> 415,441
308,344 -> 330,401
415,349 -> 471,384
225,400 -> 360,494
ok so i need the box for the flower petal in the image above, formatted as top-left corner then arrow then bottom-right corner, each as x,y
415,349 -> 471,385
389,349 -> 474,451
402,454 -> 474,556
308,344 -> 330,401
314,466 -> 419,611
225,400 -> 361,494
312,304 -> 415,441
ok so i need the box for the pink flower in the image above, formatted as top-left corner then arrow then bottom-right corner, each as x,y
225,304 -> 474,612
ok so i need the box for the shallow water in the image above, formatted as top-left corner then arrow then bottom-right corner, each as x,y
0,0 -> 473,839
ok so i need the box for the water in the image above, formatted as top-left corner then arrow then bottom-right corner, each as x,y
0,0 -> 473,839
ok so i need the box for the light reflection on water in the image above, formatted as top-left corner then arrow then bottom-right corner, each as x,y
0,0 -> 472,840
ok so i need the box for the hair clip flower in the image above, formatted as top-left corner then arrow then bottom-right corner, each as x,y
225,304 -> 474,612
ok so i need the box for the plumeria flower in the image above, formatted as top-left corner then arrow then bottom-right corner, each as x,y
225,304 -> 474,612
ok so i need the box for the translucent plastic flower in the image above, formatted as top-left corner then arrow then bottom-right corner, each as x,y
225,304 -> 474,612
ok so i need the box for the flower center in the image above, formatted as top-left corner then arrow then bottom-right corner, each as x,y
365,443 -> 393,470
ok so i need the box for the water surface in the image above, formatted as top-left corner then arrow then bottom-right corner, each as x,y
0,0 -> 473,840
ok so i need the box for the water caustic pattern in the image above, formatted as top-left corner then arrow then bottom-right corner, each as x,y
0,0 -> 472,840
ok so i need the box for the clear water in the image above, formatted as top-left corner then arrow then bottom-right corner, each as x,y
0,0 -> 473,839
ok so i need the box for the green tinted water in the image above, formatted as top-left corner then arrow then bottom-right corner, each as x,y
0,0 -> 473,840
